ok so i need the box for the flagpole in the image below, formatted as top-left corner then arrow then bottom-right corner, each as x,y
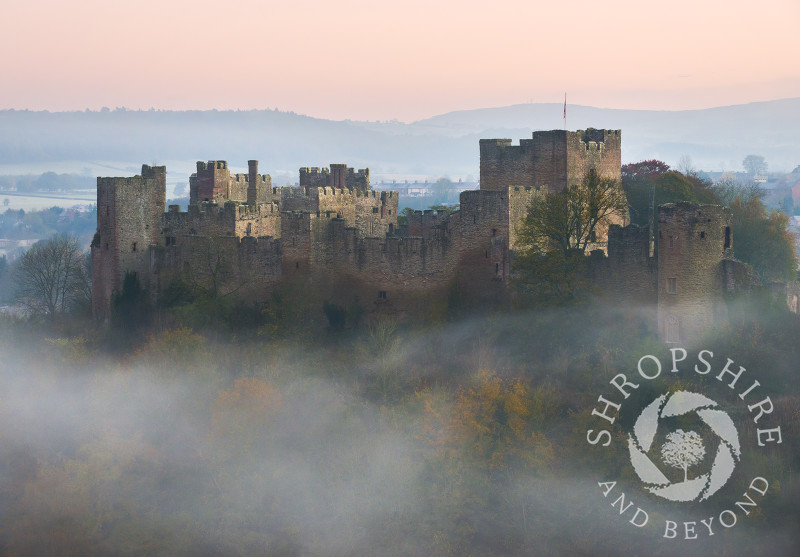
563,93 -> 567,130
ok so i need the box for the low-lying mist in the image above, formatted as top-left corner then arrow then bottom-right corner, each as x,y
0,302 -> 797,555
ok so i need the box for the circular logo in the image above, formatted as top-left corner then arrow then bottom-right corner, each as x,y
627,390 -> 741,502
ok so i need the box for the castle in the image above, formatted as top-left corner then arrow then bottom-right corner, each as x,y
91,128 -> 768,344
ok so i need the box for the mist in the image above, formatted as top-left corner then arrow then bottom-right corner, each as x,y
0,303 -> 797,555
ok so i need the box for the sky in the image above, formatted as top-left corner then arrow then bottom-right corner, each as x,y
1,0 -> 799,122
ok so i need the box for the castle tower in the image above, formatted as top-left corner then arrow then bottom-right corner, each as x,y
330,164 -> 347,188
480,129 -> 621,193
92,165 -> 166,322
192,160 -> 230,204
657,203 -> 733,344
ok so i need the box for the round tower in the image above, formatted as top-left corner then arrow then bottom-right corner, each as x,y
657,203 -> 733,344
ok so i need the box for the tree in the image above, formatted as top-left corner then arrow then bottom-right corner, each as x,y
431,177 -> 457,204
661,429 -> 706,482
729,195 -> 798,282
743,155 -> 767,176
622,160 -> 717,227
677,155 -> 696,177
709,178 -> 763,206
621,160 -> 670,181
518,168 -> 627,255
14,233 -> 90,320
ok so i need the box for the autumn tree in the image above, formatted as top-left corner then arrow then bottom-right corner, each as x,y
621,159 -> 671,181
729,195 -> 798,282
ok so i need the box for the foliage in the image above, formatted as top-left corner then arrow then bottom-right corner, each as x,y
13,233 -> 90,321
513,250 -> 591,306
623,165 -> 716,226
397,207 -> 414,227
0,205 -> 96,243
729,196 -> 798,282
449,370 -> 555,480
111,272 -> 150,335
1,294 -> 799,555
709,178 -> 763,206
322,299 -> 364,331
621,159 -> 671,180
518,168 -> 627,255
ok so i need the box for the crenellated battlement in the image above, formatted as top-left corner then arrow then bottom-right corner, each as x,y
481,129 -> 621,192
196,160 -> 228,172
300,163 -> 370,192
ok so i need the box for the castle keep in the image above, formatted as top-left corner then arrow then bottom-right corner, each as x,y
91,128 -> 756,344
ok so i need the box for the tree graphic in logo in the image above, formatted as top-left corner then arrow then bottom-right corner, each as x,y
628,391 -> 741,502
661,429 -> 706,483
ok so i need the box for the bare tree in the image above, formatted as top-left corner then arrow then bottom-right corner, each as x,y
14,233 -> 90,320
742,155 -> 767,177
518,168 -> 628,255
677,155 -> 696,177
661,429 -> 706,482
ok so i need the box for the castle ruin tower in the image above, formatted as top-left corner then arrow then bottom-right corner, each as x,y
91,165 -> 166,322
479,129 -> 621,193
657,203 -> 733,344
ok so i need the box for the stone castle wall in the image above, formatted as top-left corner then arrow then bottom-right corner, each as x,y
656,203 -> 733,343
480,129 -> 621,194
300,164 -> 369,192
92,131 -> 774,340
92,165 -> 166,322
191,160 -> 275,205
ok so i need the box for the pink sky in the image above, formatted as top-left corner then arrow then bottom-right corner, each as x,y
2,0 -> 799,122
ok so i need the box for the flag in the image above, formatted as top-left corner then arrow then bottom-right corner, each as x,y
563,93 -> 566,120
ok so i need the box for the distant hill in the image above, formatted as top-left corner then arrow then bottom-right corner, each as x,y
1,99 -> 798,180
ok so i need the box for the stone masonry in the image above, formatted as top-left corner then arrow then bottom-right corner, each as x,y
91,129 -> 765,343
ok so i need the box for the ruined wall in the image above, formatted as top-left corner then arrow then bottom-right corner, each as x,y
657,203 -> 733,344
481,130 -> 621,195
507,186 -> 544,251
300,165 -> 370,192
353,190 -> 398,237
92,165 -> 166,322
407,210 -> 452,240
248,160 -> 275,205
454,189 -> 511,304
479,139 -> 536,191
193,161 -> 231,203
565,129 -> 622,189
531,131 -> 568,192
191,160 -> 275,205
153,235 -> 282,302
288,217 -> 459,317
598,224 -> 658,307
281,187 -> 397,238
